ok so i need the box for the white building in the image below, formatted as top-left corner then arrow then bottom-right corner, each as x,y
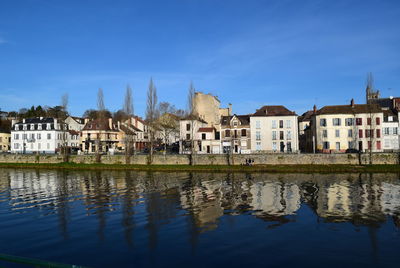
382,108 -> 399,151
11,118 -> 70,154
179,115 -> 207,154
250,105 -> 299,153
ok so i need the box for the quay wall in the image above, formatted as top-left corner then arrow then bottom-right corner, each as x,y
0,153 -> 399,165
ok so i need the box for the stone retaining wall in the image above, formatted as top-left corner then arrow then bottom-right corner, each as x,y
0,153 -> 399,165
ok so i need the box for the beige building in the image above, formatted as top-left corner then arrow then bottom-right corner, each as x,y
0,131 -> 11,152
81,118 -> 120,154
250,105 -> 299,153
193,92 -> 231,127
179,115 -> 207,154
311,100 -> 383,152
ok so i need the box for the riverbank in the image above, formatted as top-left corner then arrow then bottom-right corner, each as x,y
0,162 -> 399,173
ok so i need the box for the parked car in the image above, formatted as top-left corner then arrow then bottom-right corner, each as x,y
345,148 -> 360,153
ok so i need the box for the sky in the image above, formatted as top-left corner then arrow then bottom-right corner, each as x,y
0,0 -> 399,118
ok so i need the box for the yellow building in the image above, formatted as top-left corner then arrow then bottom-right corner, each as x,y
0,132 -> 11,152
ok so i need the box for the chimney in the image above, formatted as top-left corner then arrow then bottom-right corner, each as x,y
84,118 -> 89,124
313,105 -> 317,114
108,118 -> 113,129
350,98 -> 355,107
228,103 -> 232,116
23,119 -> 25,123
11,119 -> 17,127
54,119 -> 58,129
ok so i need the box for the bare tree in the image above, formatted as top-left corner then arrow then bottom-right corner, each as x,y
96,88 -> 106,162
123,85 -> 134,116
122,85 -> 135,164
145,78 -> 158,164
60,93 -> 69,162
157,102 -> 180,155
186,82 -> 196,164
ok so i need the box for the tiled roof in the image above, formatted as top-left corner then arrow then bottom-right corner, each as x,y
82,119 -> 118,131
221,114 -> 250,126
180,114 -> 207,124
298,110 -> 314,122
198,127 -> 214,132
252,106 -> 296,116
316,104 -> 382,115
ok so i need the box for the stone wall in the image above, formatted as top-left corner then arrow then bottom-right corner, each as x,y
0,153 -> 399,165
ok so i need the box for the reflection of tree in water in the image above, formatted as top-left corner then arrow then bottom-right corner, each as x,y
145,171 -> 181,250
121,170 -> 138,247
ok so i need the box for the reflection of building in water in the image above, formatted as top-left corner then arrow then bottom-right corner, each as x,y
380,182 -> 400,215
250,181 -> 301,216
315,175 -> 389,224
180,179 -> 224,232
6,169 -> 81,211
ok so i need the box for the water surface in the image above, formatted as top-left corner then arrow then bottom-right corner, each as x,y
0,169 -> 399,267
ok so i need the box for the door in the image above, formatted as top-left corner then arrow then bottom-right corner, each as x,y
358,141 -> 363,151
207,146 -> 210,153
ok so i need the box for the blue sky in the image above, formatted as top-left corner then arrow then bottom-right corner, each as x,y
0,0 -> 399,117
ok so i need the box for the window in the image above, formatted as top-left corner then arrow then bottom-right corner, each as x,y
394,128 -> 398,135
256,120 -> 261,129
279,120 -> 283,128
287,130 -> 292,140
332,118 -> 341,126
287,142 -> 292,152
376,117 -> 380,125
225,129 -> 230,137
30,133 -> 35,139
30,124 -> 34,130
186,123 -> 191,131
377,141 -> 381,150
241,129 -> 246,136
233,121 -> 238,127
23,134 -> 27,140
38,124 -> 42,130
286,120 -> 291,128
323,142 -> 330,150
365,130 -> 370,138
23,124 -> 27,130
14,143 -> 19,149
335,129 -> 340,138
186,134 -> 190,140
271,120 -> 277,129
272,131 -> 277,140
320,119 -> 327,127
345,118 -> 354,126
47,124 -> 51,130
47,133 -> 51,140
256,142 -> 261,151
367,118 -> 371,125
14,134 -> 19,140
215,131 -> 220,140
256,131 -> 261,141
323,130 -> 328,138
279,131 -> 284,140
376,129 -> 381,138
37,133 -> 41,140
336,142 -> 340,151
356,118 -> 362,125
358,129 -> 363,138
272,142 -> 277,151
384,127 -> 390,135
348,129 -> 353,138
388,116 -> 393,122
348,141 -> 354,149
202,133 -> 206,140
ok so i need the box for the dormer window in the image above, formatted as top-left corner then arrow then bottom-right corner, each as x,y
30,124 -> 34,130
38,124 -> 42,130
47,123 -> 51,130
23,124 -> 27,130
